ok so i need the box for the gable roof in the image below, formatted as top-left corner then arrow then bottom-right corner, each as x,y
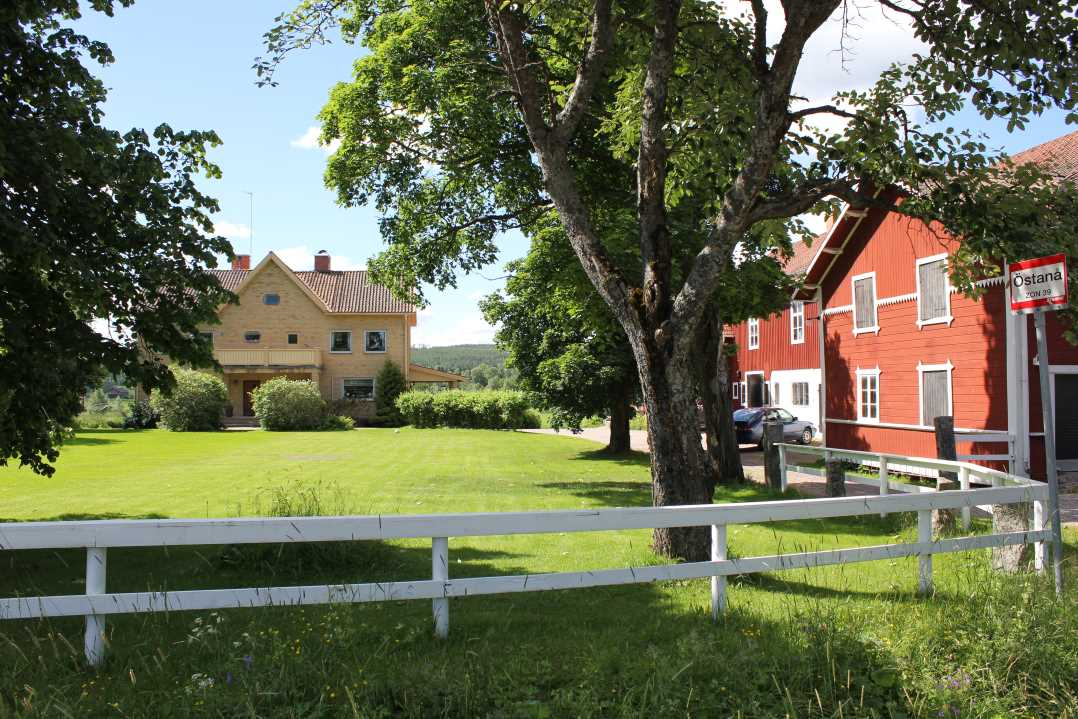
791,129 -> 1078,301
210,253 -> 416,314
1010,130 -> 1078,183
782,235 -> 825,276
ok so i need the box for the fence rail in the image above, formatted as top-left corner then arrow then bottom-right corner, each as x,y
0,448 -> 1053,666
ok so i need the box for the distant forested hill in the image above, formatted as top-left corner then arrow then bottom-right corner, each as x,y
411,344 -> 508,373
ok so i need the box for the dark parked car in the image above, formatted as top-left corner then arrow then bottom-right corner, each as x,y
734,407 -> 815,448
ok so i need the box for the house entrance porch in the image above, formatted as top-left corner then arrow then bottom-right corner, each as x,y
221,369 -> 319,418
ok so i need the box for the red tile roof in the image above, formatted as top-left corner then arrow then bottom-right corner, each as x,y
782,234 -> 825,275
209,267 -> 416,314
1010,130 -> 1078,183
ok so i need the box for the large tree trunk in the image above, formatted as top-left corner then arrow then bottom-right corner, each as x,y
634,341 -> 714,561
606,374 -> 633,454
696,307 -> 745,486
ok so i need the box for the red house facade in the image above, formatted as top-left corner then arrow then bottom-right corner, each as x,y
727,239 -> 824,432
789,131 -> 1078,480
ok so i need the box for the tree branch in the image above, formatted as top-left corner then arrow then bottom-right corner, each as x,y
553,0 -> 615,144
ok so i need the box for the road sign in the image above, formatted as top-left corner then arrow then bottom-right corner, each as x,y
1009,253 -> 1068,594
1009,253 -> 1068,314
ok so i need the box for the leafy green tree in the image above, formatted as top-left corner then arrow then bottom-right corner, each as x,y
261,0 -> 1078,559
375,360 -> 407,425
0,0 -> 232,475
481,219 -> 638,453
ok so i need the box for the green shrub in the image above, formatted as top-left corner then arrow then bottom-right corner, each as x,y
396,391 -> 437,427
395,389 -> 536,429
250,378 -> 326,431
123,400 -> 158,429
374,360 -> 407,426
320,414 -> 355,431
150,369 -> 228,431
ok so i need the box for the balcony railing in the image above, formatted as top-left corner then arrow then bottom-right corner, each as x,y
213,348 -> 321,368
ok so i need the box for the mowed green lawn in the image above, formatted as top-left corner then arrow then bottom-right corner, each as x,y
1,429 -> 1076,718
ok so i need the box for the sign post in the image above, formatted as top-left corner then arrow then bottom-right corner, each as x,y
1009,253 -> 1068,594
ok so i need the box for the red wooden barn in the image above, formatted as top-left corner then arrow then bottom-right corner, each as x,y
784,131 -> 1078,480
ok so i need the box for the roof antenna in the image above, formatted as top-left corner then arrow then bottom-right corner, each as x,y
243,191 -> 254,256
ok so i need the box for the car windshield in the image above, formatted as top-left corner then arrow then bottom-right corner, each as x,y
733,409 -> 762,422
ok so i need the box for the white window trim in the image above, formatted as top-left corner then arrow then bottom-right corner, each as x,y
329,330 -> 353,354
748,318 -> 759,350
790,301 -> 805,344
855,366 -> 881,424
917,360 -> 954,428
851,272 -> 880,336
363,329 -> 388,354
915,254 -> 954,329
341,377 -> 375,401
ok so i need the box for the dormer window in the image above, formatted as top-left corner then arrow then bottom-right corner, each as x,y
263,293 -> 280,305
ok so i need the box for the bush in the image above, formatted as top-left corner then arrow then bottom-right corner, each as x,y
150,369 -> 228,431
374,360 -> 407,426
251,378 -> 326,431
395,389 -> 536,429
320,414 -> 355,431
123,400 -> 158,429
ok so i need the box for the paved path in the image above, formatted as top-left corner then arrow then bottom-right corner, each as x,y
519,425 -> 1078,522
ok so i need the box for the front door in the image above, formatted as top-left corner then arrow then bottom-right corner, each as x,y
242,380 -> 260,417
747,374 -> 764,408
1055,373 -> 1078,461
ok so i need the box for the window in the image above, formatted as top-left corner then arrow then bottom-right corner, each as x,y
776,409 -> 794,423
772,382 -> 780,405
790,301 -> 805,344
740,382 -> 747,402
343,378 -> 374,401
852,273 -> 878,335
364,330 -> 387,353
287,333 -> 298,345
732,382 -> 740,401
856,368 -> 880,423
263,293 -> 280,306
916,255 -> 951,327
792,382 -> 810,406
244,331 -> 261,343
330,331 -> 352,353
748,318 -> 759,350
918,362 -> 953,427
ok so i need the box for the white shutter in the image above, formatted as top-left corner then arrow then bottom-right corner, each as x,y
921,370 -> 950,425
853,277 -> 876,330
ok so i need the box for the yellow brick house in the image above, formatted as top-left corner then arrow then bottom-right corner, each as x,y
199,251 -> 462,423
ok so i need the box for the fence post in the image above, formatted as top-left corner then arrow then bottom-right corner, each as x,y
825,458 -> 846,497
878,457 -> 889,519
917,510 -> 933,595
777,443 -> 788,492
933,416 -> 958,534
710,524 -> 727,621
432,537 -> 449,639
958,466 -> 971,530
85,547 -> 107,666
1033,499 -> 1046,573
763,422 -> 783,491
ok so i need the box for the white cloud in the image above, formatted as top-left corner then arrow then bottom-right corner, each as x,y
213,221 -> 251,239
290,126 -> 341,155
412,310 -> 497,346
273,244 -> 366,271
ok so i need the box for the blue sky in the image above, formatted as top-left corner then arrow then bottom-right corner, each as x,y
76,1 -> 1073,346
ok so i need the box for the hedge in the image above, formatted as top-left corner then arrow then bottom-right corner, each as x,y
150,369 -> 228,431
395,390 -> 539,429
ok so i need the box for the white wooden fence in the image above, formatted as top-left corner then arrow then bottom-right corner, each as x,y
0,448 -> 1052,666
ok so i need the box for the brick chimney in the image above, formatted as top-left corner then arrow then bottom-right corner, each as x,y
232,254 -> 250,270
314,250 -> 331,272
